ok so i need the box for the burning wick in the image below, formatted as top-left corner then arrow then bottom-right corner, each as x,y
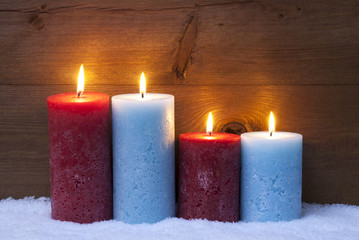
269,111 -> 275,137
140,72 -> 146,99
77,90 -> 83,98
207,112 -> 213,135
76,64 -> 85,98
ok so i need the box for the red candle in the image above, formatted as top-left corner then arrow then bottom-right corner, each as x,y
47,65 -> 112,223
178,112 -> 241,222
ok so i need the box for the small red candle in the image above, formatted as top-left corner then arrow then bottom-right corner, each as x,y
178,112 -> 241,222
47,65 -> 112,223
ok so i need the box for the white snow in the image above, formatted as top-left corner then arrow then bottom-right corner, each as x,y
0,197 -> 359,240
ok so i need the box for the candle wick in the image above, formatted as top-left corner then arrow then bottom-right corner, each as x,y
77,91 -> 83,98
270,131 -> 273,137
141,92 -> 144,98
208,132 -> 212,136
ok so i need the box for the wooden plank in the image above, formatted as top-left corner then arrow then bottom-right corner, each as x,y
0,84 -> 358,204
0,0 -> 238,11
0,0 -> 358,85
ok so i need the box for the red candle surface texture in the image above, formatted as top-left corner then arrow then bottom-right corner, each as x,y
178,132 -> 241,222
47,92 -> 112,223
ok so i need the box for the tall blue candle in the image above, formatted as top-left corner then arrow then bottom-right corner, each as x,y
112,73 -> 175,224
240,112 -> 302,222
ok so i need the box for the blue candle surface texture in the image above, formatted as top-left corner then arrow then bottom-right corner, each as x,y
112,93 -> 175,224
240,131 -> 302,222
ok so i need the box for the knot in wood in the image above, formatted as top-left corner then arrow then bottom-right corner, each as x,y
220,122 -> 247,135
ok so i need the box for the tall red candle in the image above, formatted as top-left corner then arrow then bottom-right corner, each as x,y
178,113 -> 241,222
47,66 -> 112,223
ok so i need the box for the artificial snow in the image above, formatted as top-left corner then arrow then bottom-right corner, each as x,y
0,197 -> 359,240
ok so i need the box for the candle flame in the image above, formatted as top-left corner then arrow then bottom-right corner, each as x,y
140,72 -> 146,98
207,112 -> 213,135
76,65 -> 85,97
269,111 -> 275,136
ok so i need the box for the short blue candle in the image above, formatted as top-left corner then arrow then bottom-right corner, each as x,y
240,131 -> 302,222
112,93 -> 175,224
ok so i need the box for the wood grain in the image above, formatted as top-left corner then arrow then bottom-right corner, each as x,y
1,84 -> 358,204
0,0 -> 358,85
0,0 -> 359,204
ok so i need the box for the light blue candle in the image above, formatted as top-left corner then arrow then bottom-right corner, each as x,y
240,130 -> 302,222
112,92 -> 175,224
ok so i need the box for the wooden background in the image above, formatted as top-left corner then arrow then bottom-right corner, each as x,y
0,0 -> 358,205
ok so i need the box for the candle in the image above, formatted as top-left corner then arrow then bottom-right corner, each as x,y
47,65 -> 112,223
240,112 -> 302,222
178,112 -> 241,222
112,72 -> 175,224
